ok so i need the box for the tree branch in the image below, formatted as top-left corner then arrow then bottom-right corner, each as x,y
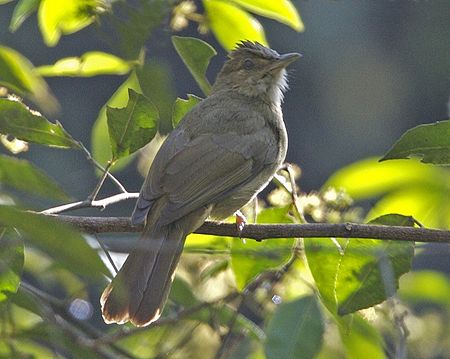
46,214 -> 450,243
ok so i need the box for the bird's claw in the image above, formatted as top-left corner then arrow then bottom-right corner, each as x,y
235,210 -> 247,241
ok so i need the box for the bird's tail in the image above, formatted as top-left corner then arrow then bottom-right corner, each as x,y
100,224 -> 186,327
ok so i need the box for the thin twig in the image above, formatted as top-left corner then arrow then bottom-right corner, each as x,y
77,141 -> 127,194
88,161 -> 114,201
95,234 -> 119,274
41,215 -> 450,244
40,192 -> 139,215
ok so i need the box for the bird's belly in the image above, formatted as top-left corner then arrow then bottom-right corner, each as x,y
209,165 -> 279,220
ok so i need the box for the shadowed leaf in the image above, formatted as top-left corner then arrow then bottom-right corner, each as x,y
0,46 -> 59,113
107,89 -> 159,161
0,155 -> 68,200
0,231 -> 23,302
172,36 -> 216,95
265,296 -> 324,359
0,206 -> 108,279
172,94 -> 202,128
0,98 -> 78,148
381,119 -> 450,165
9,0 -> 40,32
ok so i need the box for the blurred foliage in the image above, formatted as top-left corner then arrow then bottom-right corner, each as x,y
0,1 -> 448,358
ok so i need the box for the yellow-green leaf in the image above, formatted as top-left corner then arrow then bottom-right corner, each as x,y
37,52 -> 131,77
38,0 -> 97,46
0,46 -> 59,114
230,0 -> 303,31
203,0 -> 267,51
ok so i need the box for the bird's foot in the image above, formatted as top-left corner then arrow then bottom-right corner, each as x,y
235,210 -> 247,241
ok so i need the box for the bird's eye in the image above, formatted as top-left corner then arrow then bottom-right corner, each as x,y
243,59 -> 254,70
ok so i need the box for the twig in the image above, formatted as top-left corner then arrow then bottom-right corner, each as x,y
88,161 -> 114,201
76,140 -> 127,194
42,215 -> 450,244
40,193 -> 139,215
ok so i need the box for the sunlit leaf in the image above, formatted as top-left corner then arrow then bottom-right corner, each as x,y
91,71 -> 141,171
0,98 -> 78,148
381,119 -> 450,165
107,89 -> 159,161
367,186 -> 450,229
335,214 -> 415,315
230,0 -> 304,31
37,52 -> 131,77
0,155 -> 68,200
9,0 -> 40,32
203,0 -> 267,51
0,206 -> 108,279
172,94 -> 202,128
324,157 -> 447,199
38,0 -> 97,46
306,214 -> 415,315
0,46 -> 58,113
0,231 -> 23,302
399,270 -> 450,310
231,206 -> 294,290
265,296 -> 324,359
172,36 -> 216,95
339,315 -> 386,359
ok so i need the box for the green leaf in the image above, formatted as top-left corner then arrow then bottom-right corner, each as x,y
335,214 -> 415,315
0,206 -> 108,279
0,98 -> 79,148
381,119 -> 450,165
265,296 -> 324,359
172,36 -> 216,96
91,72 -> 141,171
9,0 -> 40,32
36,52 -> 131,77
0,46 -> 58,113
305,214 -> 415,315
136,61 -> 176,134
0,155 -> 68,200
0,0 -> 14,4
99,0 -> 169,59
106,89 -> 159,161
324,157 -> 447,200
339,315 -> 386,359
172,94 -> 202,128
38,0 -> 97,46
399,270 -> 450,310
230,0 -> 304,31
203,0 -> 268,51
231,206 -> 294,290
0,231 -> 24,302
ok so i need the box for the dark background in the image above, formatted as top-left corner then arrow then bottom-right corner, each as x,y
0,1 -> 448,216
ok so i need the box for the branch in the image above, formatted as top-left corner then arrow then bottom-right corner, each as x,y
47,214 -> 450,243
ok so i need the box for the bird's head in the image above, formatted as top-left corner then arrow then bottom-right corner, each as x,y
212,41 -> 301,104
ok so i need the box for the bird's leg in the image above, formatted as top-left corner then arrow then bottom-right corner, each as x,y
235,210 -> 247,240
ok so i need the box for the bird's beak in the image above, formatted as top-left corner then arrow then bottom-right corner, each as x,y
271,52 -> 302,70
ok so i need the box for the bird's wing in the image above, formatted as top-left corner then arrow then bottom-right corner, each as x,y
132,129 -> 273,226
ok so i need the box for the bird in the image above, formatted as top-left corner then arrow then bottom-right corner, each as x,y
100,41 -> 301,327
